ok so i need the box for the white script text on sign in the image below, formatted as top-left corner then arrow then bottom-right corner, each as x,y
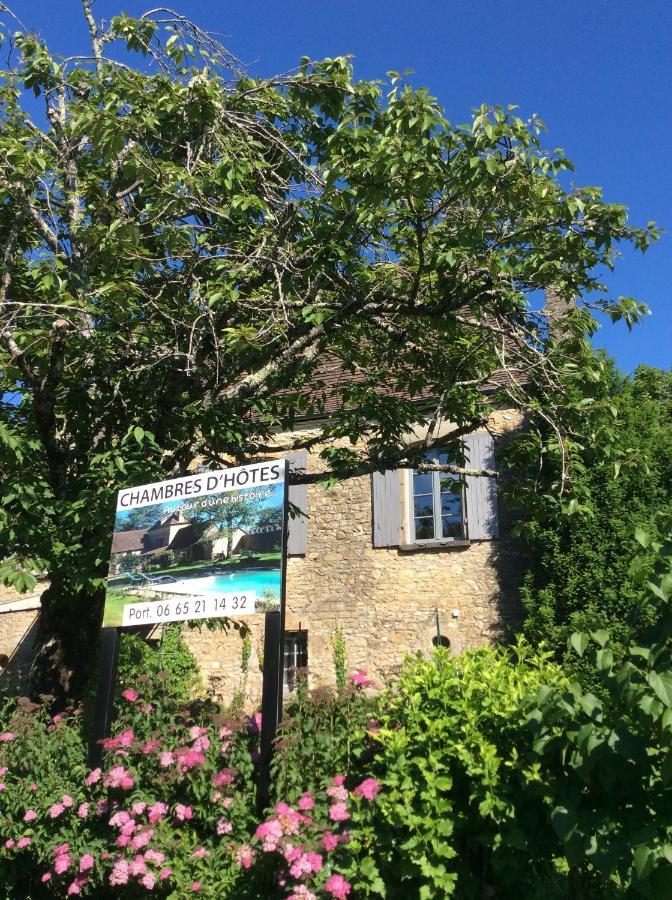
121,592 -> 257,627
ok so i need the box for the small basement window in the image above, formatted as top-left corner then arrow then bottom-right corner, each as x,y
283,630 -> 308,693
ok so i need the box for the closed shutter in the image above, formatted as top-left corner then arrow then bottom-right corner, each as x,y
464,433 -> 498,539
372,470 -> 401,548
285,450 -> 308,555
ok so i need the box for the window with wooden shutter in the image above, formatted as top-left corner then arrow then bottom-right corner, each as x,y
372,470 -> 401,548
463,433 -> 498,540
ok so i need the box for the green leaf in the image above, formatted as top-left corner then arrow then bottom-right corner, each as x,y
570,633 -> 589,658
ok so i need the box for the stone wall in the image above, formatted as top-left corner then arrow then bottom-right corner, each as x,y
183,410 -> 526,705
0,583 -> 42,696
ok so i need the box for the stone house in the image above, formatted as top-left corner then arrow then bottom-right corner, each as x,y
185,405 -> 525,703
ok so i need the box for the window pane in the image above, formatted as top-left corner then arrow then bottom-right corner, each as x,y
414,517 -> 435,540
439,474 -> 460,494
414,498 -> 434,518
413,471 -> 433,496
441,492 -> 462,517
442,516 -> 462,539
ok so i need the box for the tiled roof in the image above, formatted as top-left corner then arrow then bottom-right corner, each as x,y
110,529 -> 148,554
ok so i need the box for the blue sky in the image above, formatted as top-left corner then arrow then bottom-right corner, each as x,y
14,0 -> 671,372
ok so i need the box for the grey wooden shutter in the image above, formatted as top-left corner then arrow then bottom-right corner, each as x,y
372,470 -> 401,548
464,433 -> 498,539
286,450 -> 308,555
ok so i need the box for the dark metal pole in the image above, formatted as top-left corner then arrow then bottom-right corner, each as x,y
88,627 -> 120,770
257,609 -> 282,815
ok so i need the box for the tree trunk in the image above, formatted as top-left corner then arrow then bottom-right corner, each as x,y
29,572 -> 105,704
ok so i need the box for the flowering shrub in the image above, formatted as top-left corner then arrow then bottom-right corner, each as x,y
271,671 -> 376,802
0,675 -> 258,897
245,773 -> 384,898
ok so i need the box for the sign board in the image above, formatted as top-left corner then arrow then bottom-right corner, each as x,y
101,460 -> 287,629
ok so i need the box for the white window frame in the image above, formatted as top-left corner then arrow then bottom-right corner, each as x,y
407,451 -> 467,545
283,630 -> 308,693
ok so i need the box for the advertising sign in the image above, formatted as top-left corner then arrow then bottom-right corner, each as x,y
102,460 -> 287,629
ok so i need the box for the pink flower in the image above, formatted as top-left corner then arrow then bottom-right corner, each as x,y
326,784 -> 348,802
217,817 -> 233,835
235,844 -> 255,869
255,818 -> 283,852
350,669 -> 374,688
0,767 -> 6,776
328,802 -> 350,822
122,689 -> 139,702
86,768 -> 101,786
61,794 -> 74,808
191,847 -> 210,858
297,792 -> 314,811
324,873 -> 352,899
322,832 -> 339,852
23,809 -> 38,822
192,882 -> 202,892
141,873 -> 156,890
213,769 -> 236,788
132,801 -> 147,816
144,849 -> 165,865
119,730 -> 135,747
130,857 -> 148,877
0,732 -> 14,741
52,713 -> 64,725
148,802 -> 168,824
29,782 -> 38,792
4,839 -> 14,849
131,829 -> 154,851
109,860 -> 130,886
353,777 -> 382,801
289,888 -> 317,900
0,783 -> 5,791
67,878 -> 85,896
192,735 -> 210,753
158,752 -> 174,767
79,854 -> 94,873
159,867 -> 172,880
104,765 -> 134,790
174,804 -> 193,822
109,810 -> 131,827
17,837 -> 32,849
175,748 -> 205,771
54,854 -> 71,875
142,740 -> 160,755
49,803 -> 65,819
54,843 -> 70,857
41,873 -> 52,883
77,803 -> 89,819
332,775 -> 345,787
139,704 -> 153,713
289,851 -> 323,878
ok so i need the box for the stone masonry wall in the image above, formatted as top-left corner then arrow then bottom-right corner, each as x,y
183,410 -> 526,705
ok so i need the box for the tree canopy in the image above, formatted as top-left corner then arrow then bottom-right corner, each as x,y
0,3 -> 658,695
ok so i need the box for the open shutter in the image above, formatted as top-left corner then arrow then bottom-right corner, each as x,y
464,433 -> 498,539
286,450 -> 308,555
372,470 -> 401,548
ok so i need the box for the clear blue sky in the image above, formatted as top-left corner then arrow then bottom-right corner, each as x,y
14,0 -> 672,373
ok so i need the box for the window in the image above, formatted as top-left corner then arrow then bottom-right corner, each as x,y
283,630 -> 308,693
410,451 -> 465,542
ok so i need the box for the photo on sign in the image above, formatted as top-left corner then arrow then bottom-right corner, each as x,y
102,481 -> 283,628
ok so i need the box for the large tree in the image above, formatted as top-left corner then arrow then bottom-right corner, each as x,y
0,3 -> 658,697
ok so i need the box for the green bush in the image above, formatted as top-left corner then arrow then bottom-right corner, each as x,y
358,640 -> 568,898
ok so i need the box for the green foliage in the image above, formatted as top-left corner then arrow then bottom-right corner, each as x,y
527,528 -> 672,897
360,641 -> 568,897
0,4 -> 658,695
331,624 -> 348,693
516,364 -> 672,679
271,674 -> 375,802
115,624 -> 201,706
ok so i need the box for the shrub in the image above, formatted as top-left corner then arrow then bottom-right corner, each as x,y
0,680 -> 258,897
356,640 -> 569,897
